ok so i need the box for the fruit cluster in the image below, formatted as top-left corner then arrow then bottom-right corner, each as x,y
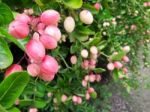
7,9 -> 61,81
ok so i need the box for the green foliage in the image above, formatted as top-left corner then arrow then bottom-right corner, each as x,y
0,38 -> 13,69
0,72 -> 30,109
0,3 -> 13,25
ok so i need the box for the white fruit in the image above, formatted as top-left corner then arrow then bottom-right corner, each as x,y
79,10 -> 93,25
81,49 -> 89,58
90,46 -> 98,55
64,16 -> 75,33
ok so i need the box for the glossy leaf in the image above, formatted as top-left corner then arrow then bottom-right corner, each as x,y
0,38 -> 13,69
0,72 -> 30,109
63,0 -> 83,9
0,3 -> 13,25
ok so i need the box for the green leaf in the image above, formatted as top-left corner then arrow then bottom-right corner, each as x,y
0,3 -> 13,25
0,38 -> 13,69
110,51 -> 126,61
63,0 -> 83,9
0,72 -> 30,109
0,28 -> 27,51
90,92 -> 97,99
93,68 -> 106,73
19,99 -> 46,108
0,104 -> 8,112
8,107 -> 20,112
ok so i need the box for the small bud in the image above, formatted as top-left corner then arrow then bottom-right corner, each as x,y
94,3 -> 101,10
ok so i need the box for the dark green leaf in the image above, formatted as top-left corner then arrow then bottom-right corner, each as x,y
0,3 -> 13,25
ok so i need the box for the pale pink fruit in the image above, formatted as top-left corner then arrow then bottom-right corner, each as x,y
44,26 -> 61,41
143,2 -> 148,7
77,97 -> 82,104
15,13 -> 31,24
84,75 -> 89,81
40,10 -> 60,25
9,21 -> 29,39
79,10 -> 93,24
88,87 -> 95,94
85,92 -> 90,100
81,49 -> 89,58
123,67 -> 128,74
90,46 -> 98,55
25,39 -> 45,63
15,99 -> 20,105
70,55 -> 77,64
61,95 -> 68,102
113,61 -> 123,69
40,34 -> 57,49
82,80 -> 87,87
47,92 -> 52,97
27,63 -> 40,77
32,32 -> 40,41
72,95 -> 78,103
94,3 -> 101,10
5,64 -> 23,77
107,62 -> 115,71
81,60 -> 89,69
122,46 -> 130,53
96,74 -> 101,82
122,56 -> 130,63
89,74 -> 96,82
64,16 -> 75,33
130,24 -> 137,30
40,55 -> 59,74
29,108 -> 38,112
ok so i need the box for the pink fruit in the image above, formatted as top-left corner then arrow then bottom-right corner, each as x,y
37,23 -> 46,31
5,64 -> 23,77
89,59 -> 96,66
40,72 -> 55,81
44,26 -> 61,41
88,87 -> 95,94
9,21 -> 29,39
77,97 -> 82,104
89,74 -> 96,82
40,10 -> 60,25
86,92 -> 90,100
82,80 -> 87,87
70,55 -> 77,64
25,39 -> 45,63
122,56 -> 130,63
107,62 -> 115,71
81,60 -> 89,69
72,95 -> 78,103
29,108 -> 38,112
61,95 -> 68,102
94,3 -> 101,10
113,61 -> 123,69
30,17 -> 40,29
40,55 -> 59,74
40,34 -> 57,49
15,14 -> 31,24
47,92 -> 52,97
96,74 -> 101,82
123,67 -> 128,74
27,63 -> 40,77
143,2 -> 148,7
84,75 -> 89,81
